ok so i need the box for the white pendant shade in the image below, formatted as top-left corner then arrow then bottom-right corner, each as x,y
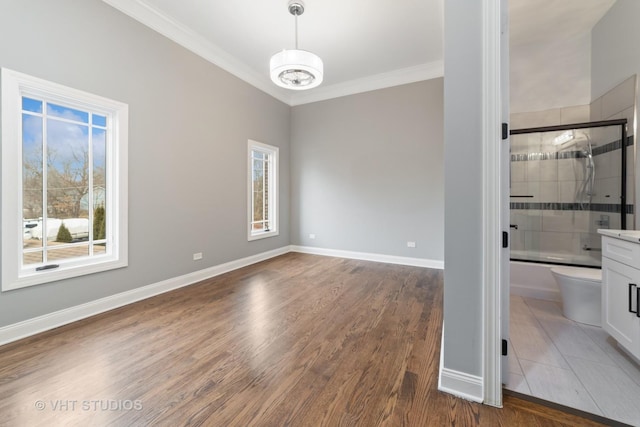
270,49 -> 323,90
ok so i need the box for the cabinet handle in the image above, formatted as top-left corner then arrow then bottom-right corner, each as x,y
629,283 -> 637,314
637,287 -> 640,319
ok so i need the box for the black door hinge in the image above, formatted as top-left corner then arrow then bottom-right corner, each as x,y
502,123 -> 508,140
502,339 -> 508,356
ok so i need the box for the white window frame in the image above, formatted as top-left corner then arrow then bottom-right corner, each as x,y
247,140 -> 279,241
1,68 -> 128,291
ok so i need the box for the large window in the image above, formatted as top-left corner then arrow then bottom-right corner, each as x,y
1,68 -> 128,291
248,140 -> 278,241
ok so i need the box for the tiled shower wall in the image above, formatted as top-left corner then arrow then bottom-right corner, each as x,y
510,76 -> 636,265
591,75 -> 636,230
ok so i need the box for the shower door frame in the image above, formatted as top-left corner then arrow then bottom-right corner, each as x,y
509,118 -> 629,268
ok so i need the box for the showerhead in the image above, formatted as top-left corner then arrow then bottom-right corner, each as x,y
551,130 -> 597,152
573,131 -> 591,143
553,130 -> 574,146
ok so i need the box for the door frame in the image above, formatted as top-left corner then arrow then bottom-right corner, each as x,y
481,0 -> 506,408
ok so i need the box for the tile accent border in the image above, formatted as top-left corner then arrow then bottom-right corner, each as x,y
592,135 -> 634,156
511,135 -> 634,162
510,202 -> 634,214
511,150 -> 588,162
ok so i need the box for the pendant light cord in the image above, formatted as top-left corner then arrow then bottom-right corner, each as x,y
294,12 -> 299,49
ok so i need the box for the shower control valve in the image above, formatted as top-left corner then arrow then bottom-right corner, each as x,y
596,215 -> 610,228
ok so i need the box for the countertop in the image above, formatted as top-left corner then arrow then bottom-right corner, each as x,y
598,229 -> 640,243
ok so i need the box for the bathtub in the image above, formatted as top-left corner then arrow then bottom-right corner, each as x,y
510,251 -> 601,302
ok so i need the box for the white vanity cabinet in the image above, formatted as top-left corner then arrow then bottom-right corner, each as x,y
600,232 -> 640,360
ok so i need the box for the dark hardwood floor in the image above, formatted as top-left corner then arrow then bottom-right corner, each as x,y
0,253 -> 606,426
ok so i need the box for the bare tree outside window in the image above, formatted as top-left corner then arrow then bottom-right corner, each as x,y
21,98 -> 108,264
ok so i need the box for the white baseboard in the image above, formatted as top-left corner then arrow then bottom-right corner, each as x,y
0,244 -> 442,346
438,367 -> 484,403
510,283 -> 561,302
290,245 -> 444,269
0,246 -> 290,346
509,261 -> 561,302
438,323 -> 484,403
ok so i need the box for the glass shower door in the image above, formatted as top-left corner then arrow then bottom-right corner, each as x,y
509,120 -> 628,268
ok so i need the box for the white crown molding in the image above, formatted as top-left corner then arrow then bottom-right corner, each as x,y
101,0 -> 441,106
101,0 -> 293,105
290,61 -> 445,106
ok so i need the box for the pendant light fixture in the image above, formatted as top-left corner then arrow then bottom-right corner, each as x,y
270,1 -> 323,90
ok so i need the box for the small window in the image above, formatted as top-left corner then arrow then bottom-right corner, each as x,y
248,140 -> 279,241
1,68 -> 128,291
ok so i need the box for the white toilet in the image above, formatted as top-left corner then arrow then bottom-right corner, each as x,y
550,266 -> 602,327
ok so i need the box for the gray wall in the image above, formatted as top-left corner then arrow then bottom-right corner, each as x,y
0,0 -> 290,326
290,80 -> 444,261
442,0 -> 484,377
510,19 -> 592,114
591,0 -> 640,225
592,0 -> 640,104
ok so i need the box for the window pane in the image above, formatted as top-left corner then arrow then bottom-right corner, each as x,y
253,159 -> 263,175
47,219 -> 89,243
23,113 -> 43,248
253,192 -> 264,220
252,153 -> 264,229
23,251 -> 43,265
23,221 -> 42,249
47,243 -> 89,262
264,160 -> 270,223
93,128 -> 106,191
47,103 -> 89,123
252,150 -> 264,160
46,118 -> 90,241
92,127 -> 107,240
93,243 -> 107,256
22,97 -> 43,113
93,114 -> 107,127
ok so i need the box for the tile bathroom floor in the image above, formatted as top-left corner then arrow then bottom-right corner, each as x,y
505,295 -> 640,426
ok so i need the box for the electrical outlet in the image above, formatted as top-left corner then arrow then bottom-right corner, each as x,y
407,241 -> 416,248
193,252 -> 203,261
309,234 -> 316,239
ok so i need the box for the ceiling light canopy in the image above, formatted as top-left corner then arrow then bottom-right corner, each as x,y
270,1 -> 323,90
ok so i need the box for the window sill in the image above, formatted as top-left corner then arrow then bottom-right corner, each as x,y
2,257 -> 128,292
248,230 -> 279,241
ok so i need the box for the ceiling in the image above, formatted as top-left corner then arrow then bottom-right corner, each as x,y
510,0 -> 616,113
510,0 -> 615,48
102,0 -> 615,107
102,0 -> 444,105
